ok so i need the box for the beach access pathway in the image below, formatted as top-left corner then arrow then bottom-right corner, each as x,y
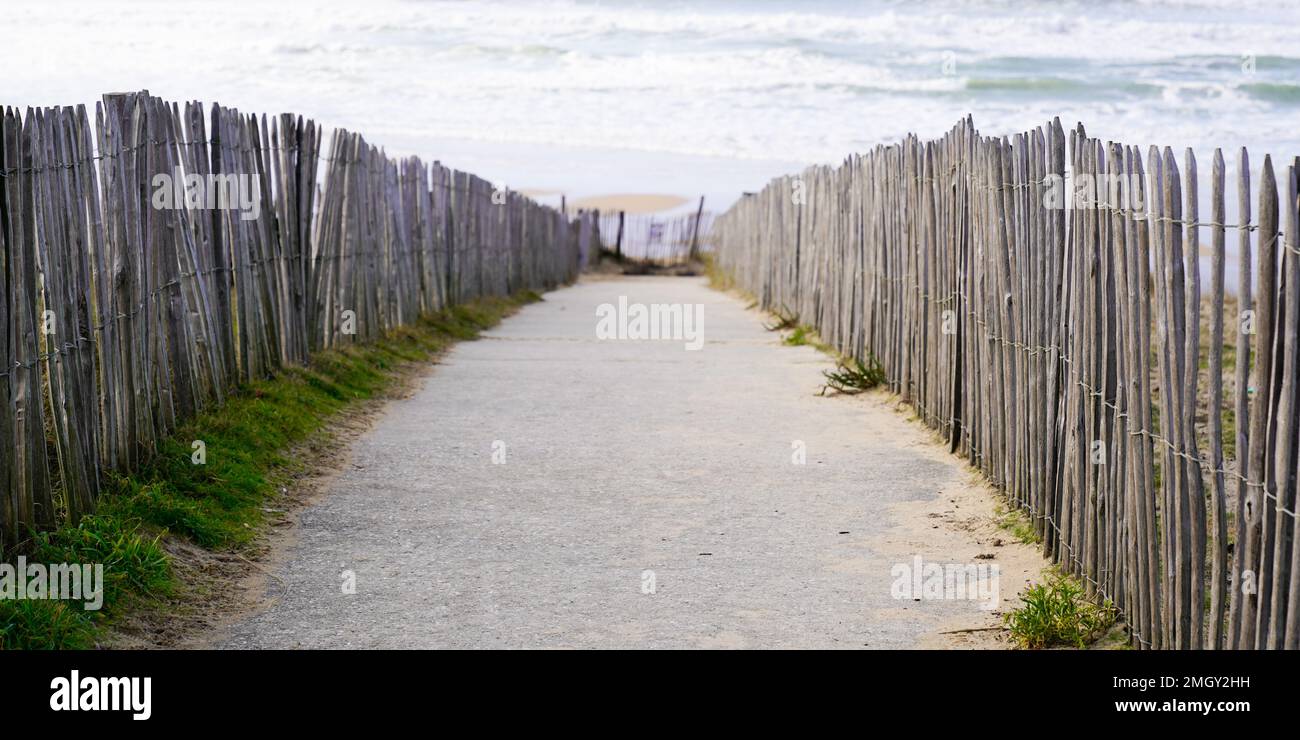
211,275 -> 1043,649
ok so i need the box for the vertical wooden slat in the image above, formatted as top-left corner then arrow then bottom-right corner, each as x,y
1268,163 -> 1300,648
1241,157 -> 1278,649
1207,149 -> 1228,648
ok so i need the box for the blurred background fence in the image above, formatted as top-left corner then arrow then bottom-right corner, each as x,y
711,114 -> 1300,649
0,90 -> 597,545
598,205 -> 713,265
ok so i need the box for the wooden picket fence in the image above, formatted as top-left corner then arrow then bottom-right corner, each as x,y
0,90 -> 596,546
598,208 -> 713,265
711,114 -> 1300,649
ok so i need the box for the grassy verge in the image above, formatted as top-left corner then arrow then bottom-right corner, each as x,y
0,291 -> 539,649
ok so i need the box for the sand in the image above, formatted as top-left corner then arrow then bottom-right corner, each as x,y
568,193 -> 694,214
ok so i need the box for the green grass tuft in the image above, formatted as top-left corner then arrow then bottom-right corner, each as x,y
994,503 -> 1042,545
0,598 -> 98,650
783,325 -> 812,346
1005,574 -> 1117,649
821,356 -> 886,394
1,514 -> 169,649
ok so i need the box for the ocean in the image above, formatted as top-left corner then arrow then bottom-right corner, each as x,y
4,0 -> 1300,212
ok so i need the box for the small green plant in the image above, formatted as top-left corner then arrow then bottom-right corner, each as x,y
995,504 -> 1042,545
784,325 -> 812,346
1005,575 -> 1117,649
821,356 -> 886,394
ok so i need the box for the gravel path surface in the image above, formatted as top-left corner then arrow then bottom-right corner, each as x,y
216,276 -> 1012,649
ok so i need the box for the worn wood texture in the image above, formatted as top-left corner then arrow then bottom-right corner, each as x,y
596,210 -> 714,266
0,91 -> 592,547
711,116 -> 1300,649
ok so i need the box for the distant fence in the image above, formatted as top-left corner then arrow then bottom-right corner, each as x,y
0,90 -> 597,544
712,114 -> 1300,649
598,206 -> 713,265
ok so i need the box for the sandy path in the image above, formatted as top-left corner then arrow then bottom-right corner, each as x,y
212,276 -> 1044,649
